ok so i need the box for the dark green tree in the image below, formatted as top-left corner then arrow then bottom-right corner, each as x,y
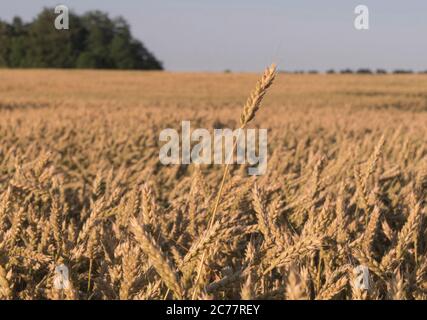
79,11 -> 115,68
110,17 -> 138,69
0,20 -> 12,66
5,17 -> 30,67
24,9 -> 87,68
0,8 -> 163,70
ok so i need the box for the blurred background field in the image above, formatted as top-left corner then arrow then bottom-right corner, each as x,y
0,70 -> 425,300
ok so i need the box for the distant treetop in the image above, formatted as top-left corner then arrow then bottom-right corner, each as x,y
0,8 -> 163,70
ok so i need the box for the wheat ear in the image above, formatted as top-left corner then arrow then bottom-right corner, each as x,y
130,217 -> 183,299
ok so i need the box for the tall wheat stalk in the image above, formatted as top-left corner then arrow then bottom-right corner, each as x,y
191,64 -> 277,299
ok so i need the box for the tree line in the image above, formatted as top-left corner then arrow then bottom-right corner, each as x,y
0,8 -> 163,70
287,69 -> 426,75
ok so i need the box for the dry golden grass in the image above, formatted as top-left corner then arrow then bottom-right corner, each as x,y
0,68 -> 426,300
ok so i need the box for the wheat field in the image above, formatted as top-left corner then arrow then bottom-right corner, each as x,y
0,68 -> 426,300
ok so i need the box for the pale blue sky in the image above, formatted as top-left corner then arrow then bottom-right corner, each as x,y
0,0 -> 426,71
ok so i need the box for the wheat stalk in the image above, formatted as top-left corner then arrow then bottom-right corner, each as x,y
191,64 -> 276,298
